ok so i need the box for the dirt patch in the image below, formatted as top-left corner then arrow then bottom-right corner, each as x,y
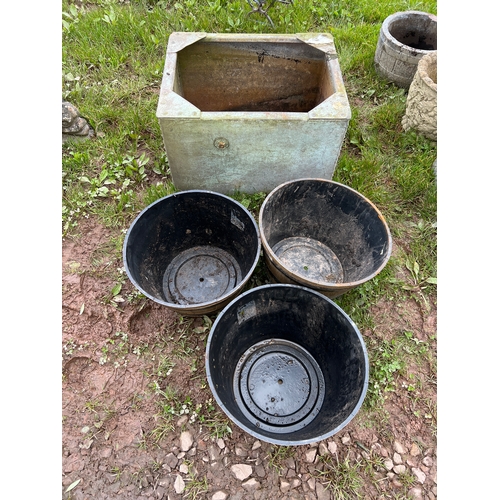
62,217 -> 437,500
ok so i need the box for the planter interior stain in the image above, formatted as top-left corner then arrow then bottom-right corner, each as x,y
176,41 -> 327,112
272,236 -> 344,283
260,179 -> 392,297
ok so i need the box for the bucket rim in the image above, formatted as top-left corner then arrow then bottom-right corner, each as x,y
205,283 -> 369,446
381,10 -> 438,54
122,189 -> 261,312
258,178 -> 392,290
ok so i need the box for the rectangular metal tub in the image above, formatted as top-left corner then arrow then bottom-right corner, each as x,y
157,32 -> 351,194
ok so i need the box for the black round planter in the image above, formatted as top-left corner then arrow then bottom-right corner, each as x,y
205,284 -> 369,445
259,178 -> 392,298
123,191 -> 261,316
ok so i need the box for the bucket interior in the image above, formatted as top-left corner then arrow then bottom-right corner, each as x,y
124,192 -> 260,307
388,13 -> 437,50
260,180 -> 391,285
206,285 -> 368,444
175,41 -> 332,112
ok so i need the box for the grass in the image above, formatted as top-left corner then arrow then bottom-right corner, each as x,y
63,0 -> 437,496
266,445 -> 296,473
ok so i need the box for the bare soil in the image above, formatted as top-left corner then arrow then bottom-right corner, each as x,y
62,217 -> 437,500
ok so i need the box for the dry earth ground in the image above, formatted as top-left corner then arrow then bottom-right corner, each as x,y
62,217 -> 437,500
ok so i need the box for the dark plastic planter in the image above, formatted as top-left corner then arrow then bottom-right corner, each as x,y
205,284 -> 369,446
123,191 -> 261,316
259,178 -> 392,298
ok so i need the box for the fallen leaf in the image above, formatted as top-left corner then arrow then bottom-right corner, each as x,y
65,478 -> 81,493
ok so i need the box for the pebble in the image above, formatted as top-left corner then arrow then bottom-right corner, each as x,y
208,445 -> 220,461
393,465 -> 406,474
341,434 -> 351,444
408,487 -> 423,499
280,480 -> 291,493
235,445 -> 248,457
394,440 -> 407,454
307,477 -> 316,491
412,467 -> 426,484
216,438 -> 225,449
242,478 -> 260,491
255,465 -> 266,478
393,452 -> 402,464
252,440 -> 262,450
316,481 -> 331,500
410,442 -> 421,456
383,458 -> 394,471
231,464 -> 253,481
327,441 -> 337,454
212,491 -> 228,500
305,449 -> 317,463
422,456 -> 433,467
177,415 -> 189,427
179,463 -> 189,474
318,443 -> 329,456
180,431 -> 193,452
174,474 -> 185,494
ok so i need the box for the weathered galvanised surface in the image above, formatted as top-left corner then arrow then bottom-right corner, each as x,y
157,32 -> 351,194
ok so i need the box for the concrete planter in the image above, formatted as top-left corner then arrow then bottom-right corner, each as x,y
157,33 -> 351,194
374,11 -> 437,89
402,51 -> 437,141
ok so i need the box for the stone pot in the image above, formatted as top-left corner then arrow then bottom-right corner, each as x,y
374,10 -> 437,89
402,51 -> 437,141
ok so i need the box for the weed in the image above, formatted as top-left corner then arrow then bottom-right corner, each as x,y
230,190 -> 267,218
314,454 -> 363,499
266,445 -> 295,473
202,407 -> 233,440
400,258 -> 437,310
365,337 -> 404,407
183,460 -> 209,499
110,466 -> 122,480
99,331 -> 130,367
155,355 -> 175,378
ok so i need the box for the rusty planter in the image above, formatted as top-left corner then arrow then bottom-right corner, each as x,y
157,32 -> 351,194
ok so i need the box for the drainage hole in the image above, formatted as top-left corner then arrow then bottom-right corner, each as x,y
278,379 -> 283,385
199,277 -> 205,282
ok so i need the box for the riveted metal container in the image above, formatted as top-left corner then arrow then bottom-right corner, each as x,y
259,178 -> 392,298
156,32 -> 351,194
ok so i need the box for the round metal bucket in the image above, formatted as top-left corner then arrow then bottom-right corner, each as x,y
123,190 -> 261,316
205,284 -> 369,446
259,178 -> 392,298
